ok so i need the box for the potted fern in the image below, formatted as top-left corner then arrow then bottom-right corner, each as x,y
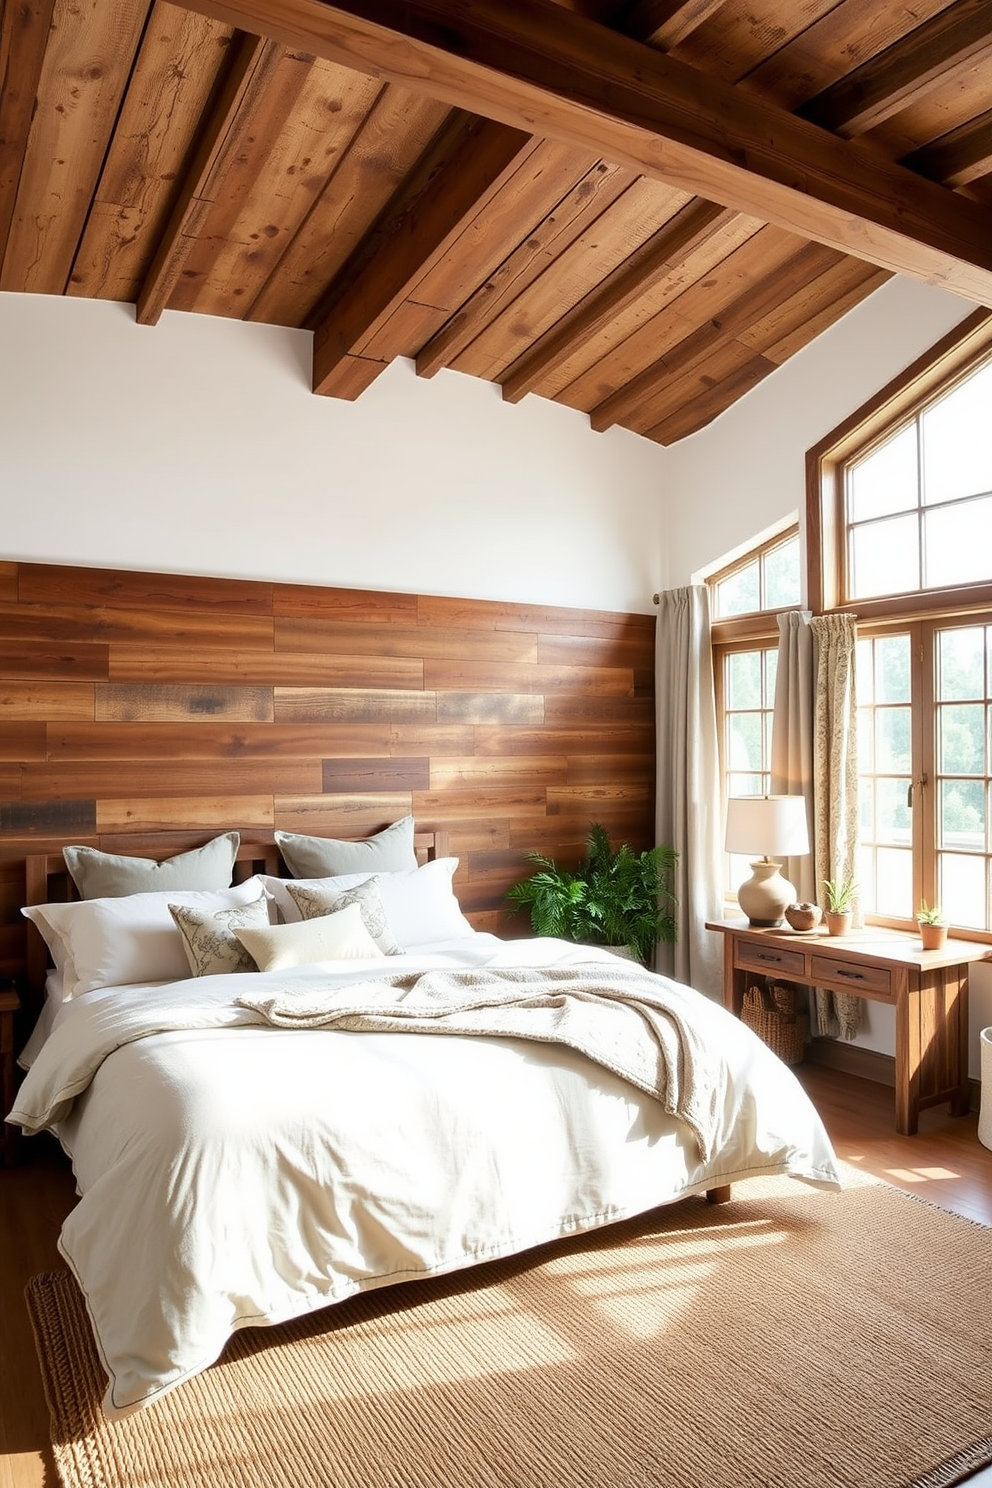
506,823 -> 677,965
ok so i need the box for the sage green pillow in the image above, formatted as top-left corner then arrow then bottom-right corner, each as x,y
63,832 -> 240,899
275,817 -> 416,878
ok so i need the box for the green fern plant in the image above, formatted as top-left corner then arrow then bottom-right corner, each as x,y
917,899 -> 945,925
506,823 -> 677,964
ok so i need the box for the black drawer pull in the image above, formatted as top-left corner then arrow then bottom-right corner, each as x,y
755,952 -> 783,964
836,969 -> 865,980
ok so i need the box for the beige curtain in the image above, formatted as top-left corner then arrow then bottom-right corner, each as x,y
810,613 -> 862,1040
770,610 -> 816,905
654,586 -> 723,999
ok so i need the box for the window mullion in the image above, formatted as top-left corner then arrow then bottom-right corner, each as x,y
916,622 -> 935,916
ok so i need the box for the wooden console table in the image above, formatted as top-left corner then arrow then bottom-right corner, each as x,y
706,919 -> 991,1135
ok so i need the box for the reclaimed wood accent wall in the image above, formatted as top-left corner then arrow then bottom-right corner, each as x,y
0,560 -> 656,980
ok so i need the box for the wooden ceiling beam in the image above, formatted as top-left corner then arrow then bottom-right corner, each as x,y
590,238 -> 843,431
620,0 -> 727,49
311,115 -> 537,396
799,0 -> 992,138
135,33 -> 285,326
415,157 -> 633,380
182,0 -> 992,305
499,198 -> 735,404
904,108 -> 992,189
0,0 -> 58,269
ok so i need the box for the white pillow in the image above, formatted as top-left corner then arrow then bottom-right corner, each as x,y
379,859 -> 474,946
266,859 -> 472,946
285,876 -> 402,954
22,877 -> 269,997
234,903 -> 381,971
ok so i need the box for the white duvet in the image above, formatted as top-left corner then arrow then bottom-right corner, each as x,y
9,934 -> 840,1418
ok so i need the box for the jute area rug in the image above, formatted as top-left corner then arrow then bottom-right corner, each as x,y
26,1167 -> 992,1488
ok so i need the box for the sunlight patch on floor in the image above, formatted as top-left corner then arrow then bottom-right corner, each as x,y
883,1165 -> 960,1184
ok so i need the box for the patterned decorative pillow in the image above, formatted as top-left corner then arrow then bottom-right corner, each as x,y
285,876 -> 401,955
169,893 -> 271,977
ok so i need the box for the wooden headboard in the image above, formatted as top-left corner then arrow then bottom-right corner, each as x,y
22,828 -> 449,1000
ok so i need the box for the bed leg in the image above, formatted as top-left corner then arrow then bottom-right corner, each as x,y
705,1185 -> 731,1205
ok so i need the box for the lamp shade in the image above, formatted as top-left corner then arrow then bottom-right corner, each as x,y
725,796 -> 810,927
725,795 -> 810,859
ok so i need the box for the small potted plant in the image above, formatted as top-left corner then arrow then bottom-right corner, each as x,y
917,900 -> 948,951
506,823 -> 678,965
822,876 -> 857,936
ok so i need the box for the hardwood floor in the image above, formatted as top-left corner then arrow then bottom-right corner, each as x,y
1,1069 -> 990,1488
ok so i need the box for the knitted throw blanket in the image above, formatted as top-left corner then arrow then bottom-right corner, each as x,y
236,963 -> 723,1161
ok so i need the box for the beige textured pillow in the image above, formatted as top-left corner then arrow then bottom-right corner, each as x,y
169,893 -> 271,977
234,903 -> 381,971
275,817 -> 416,877
64,833 -> 240,899
285,876 -> 401,954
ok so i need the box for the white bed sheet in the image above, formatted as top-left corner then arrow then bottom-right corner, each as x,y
9,934 -> 840,1419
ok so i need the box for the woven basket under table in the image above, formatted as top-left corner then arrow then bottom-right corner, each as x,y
742,984 -> 807,1066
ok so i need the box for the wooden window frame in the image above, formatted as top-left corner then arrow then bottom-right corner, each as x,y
807,307 -> 992,622
807,309 -> 992,943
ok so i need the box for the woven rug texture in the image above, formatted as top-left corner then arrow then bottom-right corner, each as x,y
26,1170 -> 992,1488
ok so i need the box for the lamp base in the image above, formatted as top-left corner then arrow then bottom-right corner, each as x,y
737,859 -> 796,928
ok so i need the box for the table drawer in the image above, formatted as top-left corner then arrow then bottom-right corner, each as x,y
734,942 -> 807,979
810,954 -> 892,999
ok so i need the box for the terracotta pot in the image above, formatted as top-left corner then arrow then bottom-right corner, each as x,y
824,910 -> 851,937
918,921 -> 948,951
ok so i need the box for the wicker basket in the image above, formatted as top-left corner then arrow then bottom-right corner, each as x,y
742,984 -> 808,1066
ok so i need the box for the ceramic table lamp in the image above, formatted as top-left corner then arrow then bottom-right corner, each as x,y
725,795 -> 810,927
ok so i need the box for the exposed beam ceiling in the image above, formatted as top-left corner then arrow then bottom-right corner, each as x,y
182,0 -> 992,305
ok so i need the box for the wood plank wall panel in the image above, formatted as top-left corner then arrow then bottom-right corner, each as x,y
0,562 -> 656,973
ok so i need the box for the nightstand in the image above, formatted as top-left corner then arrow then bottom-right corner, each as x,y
0,985 -> 21,1166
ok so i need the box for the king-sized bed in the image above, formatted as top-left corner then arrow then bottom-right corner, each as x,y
7,824 -> 839,1420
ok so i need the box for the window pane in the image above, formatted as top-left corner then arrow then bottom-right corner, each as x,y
725,651 -> 761,709
849,513 -> 919,599
848,423 -> 918,521
874,847 -> 913,918
938,703 -> 986,774
763,536 -> 801,609
727,713 -> 762,772
877,777 -> 912,841
765,649 -> 778,698
924,496 -> 992,589
922,361 -> 992,505
875,634 -> 911,703
875,707 -> 911,772
939,779 -> 985,852
715,560 -> 759,617
939,852 -> 986,930
728,772 -> 763,796
938,627 -> 985,700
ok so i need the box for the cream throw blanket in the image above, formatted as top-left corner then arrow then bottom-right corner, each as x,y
236,963 -> 723,1161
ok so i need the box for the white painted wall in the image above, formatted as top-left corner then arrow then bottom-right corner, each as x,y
664,275 -> 992,1074
0,293 -> 669,615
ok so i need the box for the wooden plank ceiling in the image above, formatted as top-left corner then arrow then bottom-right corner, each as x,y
2,0 -> 992,445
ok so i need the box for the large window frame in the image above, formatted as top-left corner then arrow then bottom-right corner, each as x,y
807,307 -> 992,943
709,524 -> 800,905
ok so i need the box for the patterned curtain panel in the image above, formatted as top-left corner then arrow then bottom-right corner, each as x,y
770,609 -> 816,905
654,586 -> 723,998
810,613 -> 862,1040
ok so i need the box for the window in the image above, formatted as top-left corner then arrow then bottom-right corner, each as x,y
709,526 -> 800,898
809,308 -> 992,938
